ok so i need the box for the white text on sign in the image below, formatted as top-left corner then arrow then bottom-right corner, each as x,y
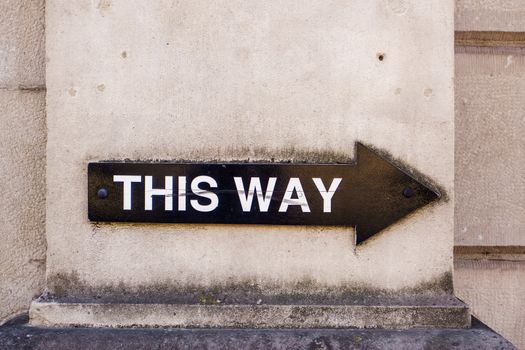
113,176 -> 342,213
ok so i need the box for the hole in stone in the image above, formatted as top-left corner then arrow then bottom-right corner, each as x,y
377,53 -> 385,61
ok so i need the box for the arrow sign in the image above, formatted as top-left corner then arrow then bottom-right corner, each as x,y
88,143 -> 439,244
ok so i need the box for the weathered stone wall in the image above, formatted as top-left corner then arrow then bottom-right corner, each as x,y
0,1 -> 523,348
454,1 -> 525,348
0,0 -> 46,325
455,47 -> 525,247
456,0 -> 525,31
43,0 -> 454,301
455,258 -> 525,348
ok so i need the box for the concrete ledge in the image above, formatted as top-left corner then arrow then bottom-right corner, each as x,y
0,316 -> 513,350
29,300 -> 470,329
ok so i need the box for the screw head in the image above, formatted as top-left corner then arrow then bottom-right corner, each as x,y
402,187 -> 414,198
97,188 -> 109,199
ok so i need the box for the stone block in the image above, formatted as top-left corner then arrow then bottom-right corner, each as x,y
454,259 -> 525,349
456,0 -> 525,32
44,0 -> 455,328
455,47 -> 525,246
0,0 -> 45,88
0,90 -> 46,324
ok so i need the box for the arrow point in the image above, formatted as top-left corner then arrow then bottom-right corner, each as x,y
352,142 -> 440,245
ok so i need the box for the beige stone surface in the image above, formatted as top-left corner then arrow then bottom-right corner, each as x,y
0,0 -> 46,326
454,259 -> 525,349
0,90 -> 46,324
456,0 -> 525,32
455,47 -> 525,246
0,0 -> 45,88
45,0 -> 454,298
29,300 -> 470,329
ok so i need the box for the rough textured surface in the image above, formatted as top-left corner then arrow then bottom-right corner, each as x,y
454,38 -> 525,350
0,0 -> 45,88
0,0 -> 522,347
41,272 -> 455,304
45,0 -> 454,300
0,90 -> 47,325
455,47 -> 525,246
28,299 -> 470,329
456,0 -> 525,32
454,259 -> 525,349
0,317 -> 515,350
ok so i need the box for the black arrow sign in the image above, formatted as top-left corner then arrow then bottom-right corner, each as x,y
88,143 -> 439,244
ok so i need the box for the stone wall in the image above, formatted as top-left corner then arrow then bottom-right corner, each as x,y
454,1 -> 525,348
0,0 -> 523,348
0,0 -> 46,324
